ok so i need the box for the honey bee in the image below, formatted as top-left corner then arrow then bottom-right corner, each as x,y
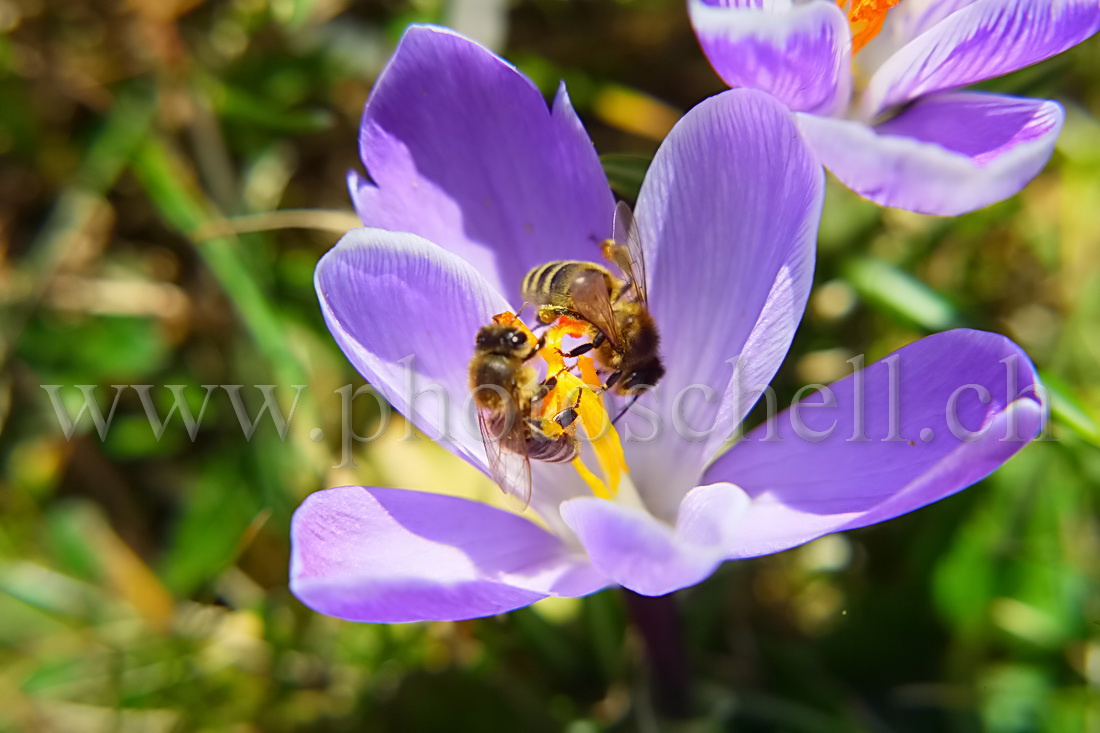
520,201 -> 665,396
468,319 -> 578,506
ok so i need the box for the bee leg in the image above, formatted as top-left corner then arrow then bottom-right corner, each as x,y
555,406 -> 579,430
562,330 -> 606,359
602,370 -> 621,393
532,376 -> 557,401
553,387 -> 585,430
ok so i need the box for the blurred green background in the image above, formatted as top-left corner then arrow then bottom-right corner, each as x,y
2,0 -> 1100,730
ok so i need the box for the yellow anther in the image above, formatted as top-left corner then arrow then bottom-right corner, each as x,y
837,0 -> 900,53
571,374 -> 628,495
538,325 -> 568,375
572,457 -> 613,499
535,321 -> 629,498
482,312 -> 628,502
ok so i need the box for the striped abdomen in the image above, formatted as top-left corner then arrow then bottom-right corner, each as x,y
525,432 -> 576,463
521,260 -> 617,312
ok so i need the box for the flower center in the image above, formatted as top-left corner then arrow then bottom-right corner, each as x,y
534,316 -> 628,499
490,311 -> 628,501
837,0 -> 900,54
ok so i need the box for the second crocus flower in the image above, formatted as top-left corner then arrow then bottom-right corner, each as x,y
689,0 -> 1100,214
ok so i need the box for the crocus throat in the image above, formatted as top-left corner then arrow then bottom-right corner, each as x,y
837,0 -> 900,53
490,311 -> 628,501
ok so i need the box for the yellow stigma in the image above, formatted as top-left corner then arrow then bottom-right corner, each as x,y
536,322 -> 628,500
838,0 -> 900,53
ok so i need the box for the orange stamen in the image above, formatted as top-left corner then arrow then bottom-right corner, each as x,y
576,355 -> 602,391
554,314 -> 591,338
837,0 -> 900,54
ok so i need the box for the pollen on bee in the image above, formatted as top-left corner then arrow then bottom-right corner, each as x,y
837,0 -> 900,53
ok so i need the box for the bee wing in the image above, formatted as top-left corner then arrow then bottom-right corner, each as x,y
569,268 -> 621,347
609,200 -> 649,306
477,408 -> 533,508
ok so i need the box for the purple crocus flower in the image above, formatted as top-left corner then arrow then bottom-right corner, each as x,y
688,0 -> 1100,215
291,25 -> 1046,623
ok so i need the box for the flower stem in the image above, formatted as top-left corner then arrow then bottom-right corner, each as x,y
621,589 -> 692,718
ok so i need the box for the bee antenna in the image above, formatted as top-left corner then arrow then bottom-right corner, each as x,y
611,394 -> 640,426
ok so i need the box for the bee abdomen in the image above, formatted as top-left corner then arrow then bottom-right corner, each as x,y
526,435 -> 576,463
522,261 -> 612,304
521,261 -> 567,305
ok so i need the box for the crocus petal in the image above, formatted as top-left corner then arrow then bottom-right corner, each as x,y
858,0 -> 979,72
796,92 -> 1063,215
626,88 -> 822,518
316,228 -> 510,468
864,0 -> 1100,116
349,24 -> 615,302
560,483 -> 750,596
291,486 -> 608,623
688,0 -> 852,115
703,330 -> 1045,559
882,0 -> 980,42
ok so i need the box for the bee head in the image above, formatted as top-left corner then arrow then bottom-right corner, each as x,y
619,358 -> 665,395
475,324 -> 533,356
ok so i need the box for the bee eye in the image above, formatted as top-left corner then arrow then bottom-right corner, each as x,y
509,332 -> 526,347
